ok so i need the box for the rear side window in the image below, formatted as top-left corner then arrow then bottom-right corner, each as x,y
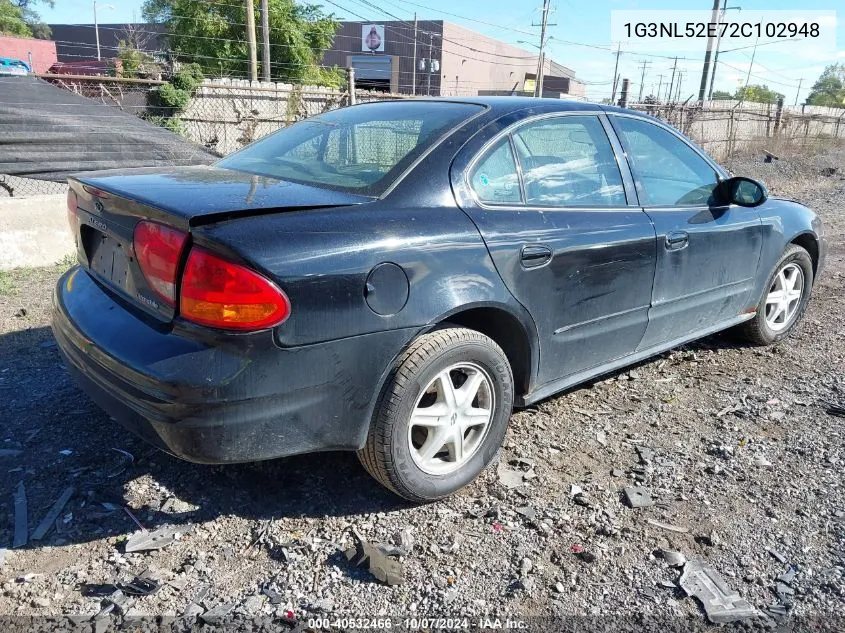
613,116 -> 719,206
513,116 -> 626,207
470,138 -> 521,204
217,101 -> 482,196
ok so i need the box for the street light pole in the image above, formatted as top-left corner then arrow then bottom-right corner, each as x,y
94,0 -> 101,61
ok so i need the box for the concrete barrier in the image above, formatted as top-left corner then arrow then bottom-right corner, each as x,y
0,195 -> 74,270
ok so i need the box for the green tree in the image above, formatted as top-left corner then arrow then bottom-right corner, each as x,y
12,0 -> 52,38
710,90 -> 733,100
142,0 -> 342,87
0,0 -> 31,36
806,64 -> 845,108
734,84 -> 783,104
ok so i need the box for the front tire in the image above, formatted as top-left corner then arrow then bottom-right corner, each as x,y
740,244 -> 813,345
358,327 -> 514,502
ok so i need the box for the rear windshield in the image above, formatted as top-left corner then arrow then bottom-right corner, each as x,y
217,101 -> 482,196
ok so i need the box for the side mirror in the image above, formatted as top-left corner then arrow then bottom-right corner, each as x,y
718,176 -> 767,207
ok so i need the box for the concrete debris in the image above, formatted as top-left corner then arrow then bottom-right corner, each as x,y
31,486 -> 74,541
778,566 -> 797,585
696,531 -> 719,547
344,531 -> 404,586
659,549 -> 687,568
515,506 -> 536,521
12,481 -> 27,549
260,585 -> 282,605
497,463 -> 526,489
766,547 -> 789,565
636,446 -> 655,464
376,543 -> 408,558
623,486 -> 654,508
679,560 -> 757,624
124,526 -> 190,553
199,602 -> 235,624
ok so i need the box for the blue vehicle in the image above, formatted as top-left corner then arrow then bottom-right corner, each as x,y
53,98 -> 825,501
0,57 -> 31,76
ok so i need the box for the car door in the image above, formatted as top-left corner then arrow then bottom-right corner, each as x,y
608,114 -> 763,350
453,112 -> 657,390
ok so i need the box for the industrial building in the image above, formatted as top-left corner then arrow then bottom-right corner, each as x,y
322,20 -> 585,98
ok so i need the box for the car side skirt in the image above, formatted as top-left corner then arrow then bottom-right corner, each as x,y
517,312 -> 755,407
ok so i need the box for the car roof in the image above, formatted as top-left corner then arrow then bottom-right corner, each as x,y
390,96 -> 644,118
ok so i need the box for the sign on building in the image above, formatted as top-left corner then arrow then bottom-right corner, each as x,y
362,25 -> 385,52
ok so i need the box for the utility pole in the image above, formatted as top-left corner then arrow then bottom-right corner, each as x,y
707,0 -> 730,100
411,14 -> 418,96
698,0 -> 721,102
245,0 -> 258,82
657,74 -> 664,101
637,60 -> 651,102
667,57 -> 678,103
260,0 -> 270,82
610,43 -> 622,102
676,71 -> 684,101
794,78 -> 802,106
534,0 -> 551,97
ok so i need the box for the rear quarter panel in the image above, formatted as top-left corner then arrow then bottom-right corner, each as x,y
191,201 -> 533,349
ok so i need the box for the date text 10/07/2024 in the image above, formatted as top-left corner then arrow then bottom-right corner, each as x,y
623,21 -> 820,39
307,617 -> 530,630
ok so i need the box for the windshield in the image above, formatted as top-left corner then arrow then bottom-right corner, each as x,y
217,101 -> 483,196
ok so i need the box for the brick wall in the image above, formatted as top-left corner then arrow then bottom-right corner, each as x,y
0,36 -> 57,74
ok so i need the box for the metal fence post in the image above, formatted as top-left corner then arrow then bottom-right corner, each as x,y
773,96 -> 784,137
347,67 -> 356,106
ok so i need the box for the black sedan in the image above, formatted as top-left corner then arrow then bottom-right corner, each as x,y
53,98 -> 825,501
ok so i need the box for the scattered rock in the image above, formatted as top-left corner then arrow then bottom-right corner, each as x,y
623,486 -> 654,508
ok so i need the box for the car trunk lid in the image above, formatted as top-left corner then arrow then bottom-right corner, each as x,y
68,165 -> 369,324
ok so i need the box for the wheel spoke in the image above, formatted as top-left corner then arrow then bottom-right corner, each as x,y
456,370 -> 485,409
461,407 -> 491,429
411,403 -> 452,428
419,428 -> 449,461
447,429 -> 464,462
436,371 -> 458,410
766,290 -> 785,305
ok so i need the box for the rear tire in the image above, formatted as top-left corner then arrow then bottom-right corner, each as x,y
740,244 -> 813,345
358,327 -> 514,502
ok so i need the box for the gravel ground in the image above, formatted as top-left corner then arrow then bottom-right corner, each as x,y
0,145 -> 843,631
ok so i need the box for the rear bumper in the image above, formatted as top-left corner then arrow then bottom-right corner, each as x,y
52,267 -> 414,464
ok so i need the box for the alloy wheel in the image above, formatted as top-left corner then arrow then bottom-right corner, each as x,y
407,362 -> 495,475
764,262 -> 804,332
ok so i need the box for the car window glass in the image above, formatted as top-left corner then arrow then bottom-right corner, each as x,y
512,116 -> 626,207
469,137 -> 521,204
217,102 -> 482,196
613,116 -> 719,206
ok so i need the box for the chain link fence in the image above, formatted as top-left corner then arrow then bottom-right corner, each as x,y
3,75 -> 844,197
630,100 -> 845,161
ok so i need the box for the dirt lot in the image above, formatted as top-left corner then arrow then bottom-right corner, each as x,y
0,146 -> 843,631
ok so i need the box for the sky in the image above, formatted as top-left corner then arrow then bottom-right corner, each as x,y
35,0 -> 844,103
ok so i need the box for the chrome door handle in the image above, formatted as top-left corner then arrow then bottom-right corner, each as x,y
520,244 -> 553,269
665,231 -> 689,251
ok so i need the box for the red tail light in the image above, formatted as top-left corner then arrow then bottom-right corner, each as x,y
66,189 -> 78,235
133,221 -> 188,307
180,247 -> 291,330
